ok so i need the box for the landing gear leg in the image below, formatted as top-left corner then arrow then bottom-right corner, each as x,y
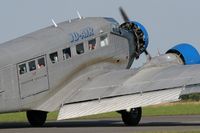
26,110 -> 47,127
119,107 -> 142,126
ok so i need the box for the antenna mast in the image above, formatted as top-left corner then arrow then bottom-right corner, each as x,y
51,19 -> 58,27
76,10 -> 82,19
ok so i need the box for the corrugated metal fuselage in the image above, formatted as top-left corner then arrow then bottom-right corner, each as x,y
0,17 -> 135,113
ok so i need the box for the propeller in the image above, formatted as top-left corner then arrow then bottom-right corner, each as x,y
119,7 -> 151,61
119,7 -> 129,22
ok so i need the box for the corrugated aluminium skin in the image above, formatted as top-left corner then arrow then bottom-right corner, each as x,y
0,17 -> 118,68
58,88 -> 182,120
57,54 -> 200,120
0,15 -> 200,123
0,17 -> 134,113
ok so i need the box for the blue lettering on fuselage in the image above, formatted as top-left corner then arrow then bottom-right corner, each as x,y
70,27 -> 94,43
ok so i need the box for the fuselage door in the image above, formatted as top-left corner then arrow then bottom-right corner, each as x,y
17,56 -> 49,99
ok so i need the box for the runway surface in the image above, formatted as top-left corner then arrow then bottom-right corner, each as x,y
1,115 -> 200,133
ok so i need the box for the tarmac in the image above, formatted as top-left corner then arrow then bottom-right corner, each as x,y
1,115 -> 200,133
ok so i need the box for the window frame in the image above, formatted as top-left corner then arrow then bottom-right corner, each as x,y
88,38 -> 96,51
76,43 -> 85,55
49,52 -> 59,64
28,60 -> 37,72
37,57 -> 46,69
100,34 -> 109,47
18,63 -> 28,75
62,47 -> 71,60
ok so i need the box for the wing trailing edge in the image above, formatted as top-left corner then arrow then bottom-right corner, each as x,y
58,87 -> 181,120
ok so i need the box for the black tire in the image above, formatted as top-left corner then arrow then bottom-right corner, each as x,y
26,110 -> 47,127
121,107 -> 142,126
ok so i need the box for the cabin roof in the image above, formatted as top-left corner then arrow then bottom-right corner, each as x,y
0,17 -> 118,68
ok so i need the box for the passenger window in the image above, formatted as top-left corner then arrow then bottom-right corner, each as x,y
100,35 -> 108,47
76,43 -> 84,55
37,57 -> 45,68
63,48 -> 71,60
88,39 -> 96,50
28,60 -> 36,71
49,52 -> 58,64
19,63 -> 27,75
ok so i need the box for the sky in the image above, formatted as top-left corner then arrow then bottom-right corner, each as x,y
0,0 -> 200,66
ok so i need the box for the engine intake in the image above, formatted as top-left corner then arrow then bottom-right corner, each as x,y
120,21 -> 149,59
166,43 -> 200,65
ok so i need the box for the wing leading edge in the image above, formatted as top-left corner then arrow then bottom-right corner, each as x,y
57,64 -> 200,120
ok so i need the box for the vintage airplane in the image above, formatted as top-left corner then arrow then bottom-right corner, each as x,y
0,7 -> 200,127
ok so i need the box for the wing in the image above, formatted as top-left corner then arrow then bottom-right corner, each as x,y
56,64 -> 200,120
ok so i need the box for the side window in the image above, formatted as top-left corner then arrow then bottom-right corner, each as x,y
63,48 -> 71,60
37,57 -> 45,69
88,39 -> 96,51
19,63 -> 27,75
28,60 -> 36,71
76,43 -> 84,55
100,34 -> 108,47
49,52 -> 58,64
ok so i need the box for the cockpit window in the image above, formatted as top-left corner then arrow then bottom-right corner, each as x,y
88,39 -> 96,50
19,63 -> 27,75
63,48 -> 71,60
104,18 -> 119,25
28,60 -> 36,71
49,52 -> 58,64
100,34 -> 108,47
76,43 -> 84,55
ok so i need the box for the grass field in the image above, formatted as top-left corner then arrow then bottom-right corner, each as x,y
0,101 -> 200,122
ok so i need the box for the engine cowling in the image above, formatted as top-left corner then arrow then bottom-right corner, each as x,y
119,21 -> 149,59
166,43 -> 200,65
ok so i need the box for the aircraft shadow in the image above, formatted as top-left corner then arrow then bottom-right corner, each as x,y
0,120 -> 200,129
